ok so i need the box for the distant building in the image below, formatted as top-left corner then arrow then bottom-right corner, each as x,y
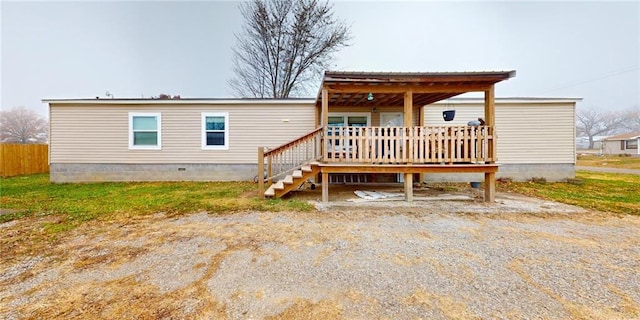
576,136 -> 607,150
602,132 -> 640,156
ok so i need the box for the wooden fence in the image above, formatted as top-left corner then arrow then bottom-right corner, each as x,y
0,144 -> 49,177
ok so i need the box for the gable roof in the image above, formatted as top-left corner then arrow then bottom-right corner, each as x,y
316,70 -> 516,107
603,132 -> 640,141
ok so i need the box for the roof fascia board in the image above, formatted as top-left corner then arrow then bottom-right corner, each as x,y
431,98 -> 583,104
43,99 -> 316,105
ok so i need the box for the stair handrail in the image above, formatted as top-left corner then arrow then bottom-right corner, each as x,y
263,127 -> 323,157
258,127 -> 323,196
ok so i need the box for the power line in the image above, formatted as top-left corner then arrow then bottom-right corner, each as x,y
540,65 -> 639,94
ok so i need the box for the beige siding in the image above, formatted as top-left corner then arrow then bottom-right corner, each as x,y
424,102 -> 576,164
50,99 -> 577,166
50,103 -> 315,164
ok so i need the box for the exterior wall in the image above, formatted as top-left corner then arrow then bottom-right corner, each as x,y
602,139 -> 640,155
48,98 -> 578,182
424,101 -> 577,165
603,140 -> 625,155
50,102 -> 316,165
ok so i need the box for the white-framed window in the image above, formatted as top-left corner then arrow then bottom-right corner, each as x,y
202,112 -> 229,150
626,139 -> 638,150
327,112 -> 370,152
129,112 -> 161,150
327,112 -> 371,127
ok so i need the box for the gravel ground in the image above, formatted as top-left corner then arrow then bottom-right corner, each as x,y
1,193 -> 639,319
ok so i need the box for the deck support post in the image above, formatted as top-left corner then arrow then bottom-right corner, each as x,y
484,86 -> 496,162
484,172 -> 495,203
322,87 -> 329,163
267,155 -> 273,185
322,172 -> 329,203
404,90 -> 414,163
258,147 -> 264,198
404,90 -> 414,202
418,105 -> 425,184
484,85 -> 496,204
404,173 -> 413,202
403,90 -> 413,128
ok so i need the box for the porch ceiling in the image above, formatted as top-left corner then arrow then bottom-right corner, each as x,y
315,71 -> 516,107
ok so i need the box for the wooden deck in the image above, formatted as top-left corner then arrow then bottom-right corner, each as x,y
258,70 -> 515,203
258,126 -> 498,203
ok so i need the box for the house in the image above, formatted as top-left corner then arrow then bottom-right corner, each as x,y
44,71 -> 581,203
602,132 -> 640,156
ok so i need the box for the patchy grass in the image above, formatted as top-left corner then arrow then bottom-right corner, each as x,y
499,171 -> 640,215
0,174 -> 314,260
577,154 -> 640,169
0,174 -> 313,229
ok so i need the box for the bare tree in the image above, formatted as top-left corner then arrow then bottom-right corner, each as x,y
0,107 -> 48,144
229,0 -> 351,98
576,108 -> 627,149
622,107 -> 640,132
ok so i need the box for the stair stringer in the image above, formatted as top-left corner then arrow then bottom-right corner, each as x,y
266,164 -> 319,198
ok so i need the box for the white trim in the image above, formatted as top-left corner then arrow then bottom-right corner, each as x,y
625,139 -> 638,150
43,98 -> 315,105
431,98 -> 583,104
129,112 -> 162,150
327,112 -> 371,126
43,97 -> 582,106
201,112 -> 229,150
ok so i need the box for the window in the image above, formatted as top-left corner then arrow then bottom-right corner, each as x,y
380,112 -> 403,127
348,116 -> 368,127
327,113 -> 370,127
328,116 -> 345,127
129,113 -> 161,150
202,112 -> 229,150
626,139 -> 638,150
327,113 -> 370,153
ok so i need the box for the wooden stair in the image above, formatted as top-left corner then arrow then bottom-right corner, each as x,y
264,164 -> 318,198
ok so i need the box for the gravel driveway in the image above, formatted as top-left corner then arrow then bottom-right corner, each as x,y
1,194 -> 639,319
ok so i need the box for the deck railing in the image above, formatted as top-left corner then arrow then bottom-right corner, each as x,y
258,125 -> 496,195
258,127 -> 323,194
324,125 -> 495,164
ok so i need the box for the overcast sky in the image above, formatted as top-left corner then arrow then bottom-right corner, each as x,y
1,0 -> 639,117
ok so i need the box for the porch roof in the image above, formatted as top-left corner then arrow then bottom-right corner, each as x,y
315,70 -> 516,107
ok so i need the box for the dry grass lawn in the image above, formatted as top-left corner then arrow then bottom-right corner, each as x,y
577,154 -> 640,169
